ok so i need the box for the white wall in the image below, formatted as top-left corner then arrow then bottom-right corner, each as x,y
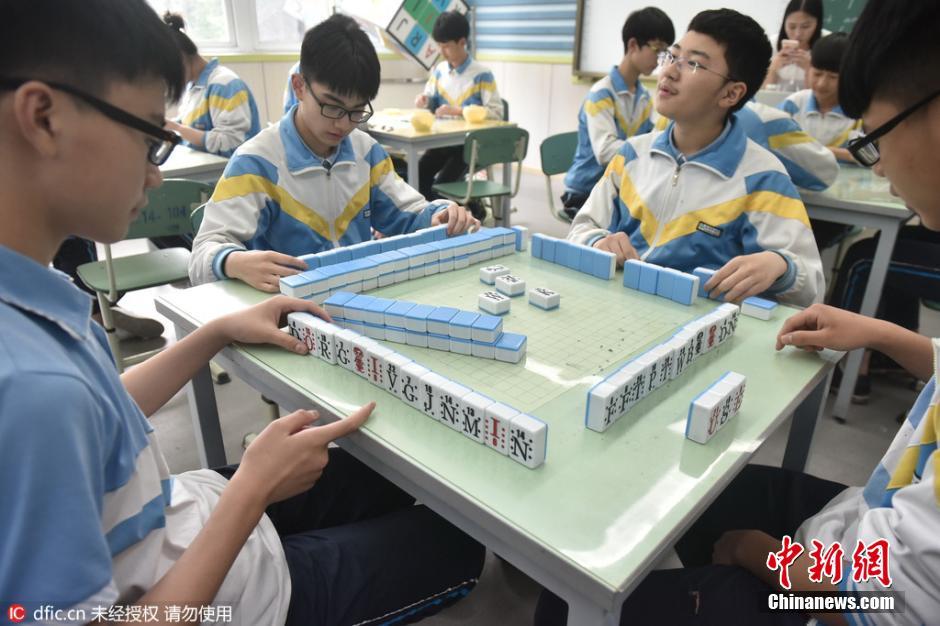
221,56 -> 590,169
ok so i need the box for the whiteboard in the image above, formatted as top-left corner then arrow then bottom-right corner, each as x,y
575,0 -> 791,77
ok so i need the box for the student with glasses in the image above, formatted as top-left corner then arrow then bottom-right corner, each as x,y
561,7 -> 674,219
190,14 -> 478,291
568,9 -> 824,307
0,3 -> 484,625
823,84 -> 940,403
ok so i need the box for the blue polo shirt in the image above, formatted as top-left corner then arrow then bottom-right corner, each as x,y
0,245 -> 171,619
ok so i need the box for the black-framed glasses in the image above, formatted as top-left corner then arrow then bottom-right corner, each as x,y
657,49 -> 735,82
305,81 -> 374,123
0,77 -> 181,165
847,88 -> 940,167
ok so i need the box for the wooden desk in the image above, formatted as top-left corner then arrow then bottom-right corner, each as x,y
366,109 -> 515,226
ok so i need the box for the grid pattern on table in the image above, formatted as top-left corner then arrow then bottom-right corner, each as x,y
371,253 -> 696,413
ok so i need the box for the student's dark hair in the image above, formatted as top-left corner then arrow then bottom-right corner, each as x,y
163,12 -> 199,59
810,32 -> 848,73
0,0 -> 185,102
621,7 -> 675,54
776,0 -> 823,51
432,11 -> 470,43
840,0 -> 940,118
300,14 -> 380,101
687,9 -> 772,114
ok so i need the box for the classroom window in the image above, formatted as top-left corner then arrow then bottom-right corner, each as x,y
254,0 -> 331,48
146,0 -> 236,47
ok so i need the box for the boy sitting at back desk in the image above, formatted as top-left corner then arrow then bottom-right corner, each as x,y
561,7 -> 675,219
569,9 -> 824,307
414,11 -> 503,212
190,15 -> 476,291
780,32 -> 862,249
780,32 -> 862,164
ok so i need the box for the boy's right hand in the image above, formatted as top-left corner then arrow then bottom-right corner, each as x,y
225,250 -> 307,293
234,402 -> 375,506
593,232 -> 639,267
775,304 -> 875,352
415,94 -> 429,108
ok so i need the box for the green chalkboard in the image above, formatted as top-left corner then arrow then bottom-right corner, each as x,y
824,0 -> 867,34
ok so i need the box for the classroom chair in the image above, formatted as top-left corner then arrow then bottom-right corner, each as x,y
501,98 -> 509,121
77,179 -> 212,372
539,131 -> 579,224
431,126 -> 529,225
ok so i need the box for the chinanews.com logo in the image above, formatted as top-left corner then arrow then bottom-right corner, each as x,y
764,536 -> 903,615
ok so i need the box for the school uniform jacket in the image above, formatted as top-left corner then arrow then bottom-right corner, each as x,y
796,339 -> 940,625
189,107 -> 449,285
654,101 -> 839,191
177,58 -> 261,157
564,66 -> 654,196
422,56 -> 503,120
569,118 -> 824,306
780,89 -> 863,151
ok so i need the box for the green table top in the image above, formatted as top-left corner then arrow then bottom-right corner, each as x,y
803,164 -> 909,215
158,252 -> 829,595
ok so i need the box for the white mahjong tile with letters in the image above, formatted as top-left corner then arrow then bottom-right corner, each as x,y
508,413 -> 547,469
483,402 -> 518,455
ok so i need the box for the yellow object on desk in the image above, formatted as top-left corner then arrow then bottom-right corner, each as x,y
462,105 -> 487,124
411,109 -> 435,132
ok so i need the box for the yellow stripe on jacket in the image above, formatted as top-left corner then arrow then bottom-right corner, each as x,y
211,174 -> 332,241
653,191 -> 810,249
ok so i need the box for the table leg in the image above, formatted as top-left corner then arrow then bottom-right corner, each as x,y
782,371 -> 831,471
407,146 -> 420,191
500,162 -> 512,228
566,596 -> 620,626
182,344 -> 226,468
831,219 -> 902,422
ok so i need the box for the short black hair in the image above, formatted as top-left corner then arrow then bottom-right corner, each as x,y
300,14 -> 380,101
0,0 -> 185,102
687,9 -> 772,114
810,32 -> 848,73
776,0 -> 823,51
164,12 -> 199,59
840,0 -> 940,118
621,7 -> 675,54
432,11 -> 470,44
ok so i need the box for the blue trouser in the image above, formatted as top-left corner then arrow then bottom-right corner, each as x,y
215,448 -> 485,626
534,465 -> 846,625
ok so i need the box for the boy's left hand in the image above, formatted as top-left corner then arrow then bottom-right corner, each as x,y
215,295 -> 332,354
431,201 -> 480,235
435,104 -> 462,118
706,251 -> 788,303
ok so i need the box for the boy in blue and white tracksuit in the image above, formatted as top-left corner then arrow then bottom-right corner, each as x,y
779,33 -> 863,165
420,56 -> 503,122
563,68 -> 654,204
189,106 -> 452,285
562,7 -> 674,216
415,11 -> 503,204
781,91 -> 862,159
570,117 -> 824,306
175,58 -> 261,157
